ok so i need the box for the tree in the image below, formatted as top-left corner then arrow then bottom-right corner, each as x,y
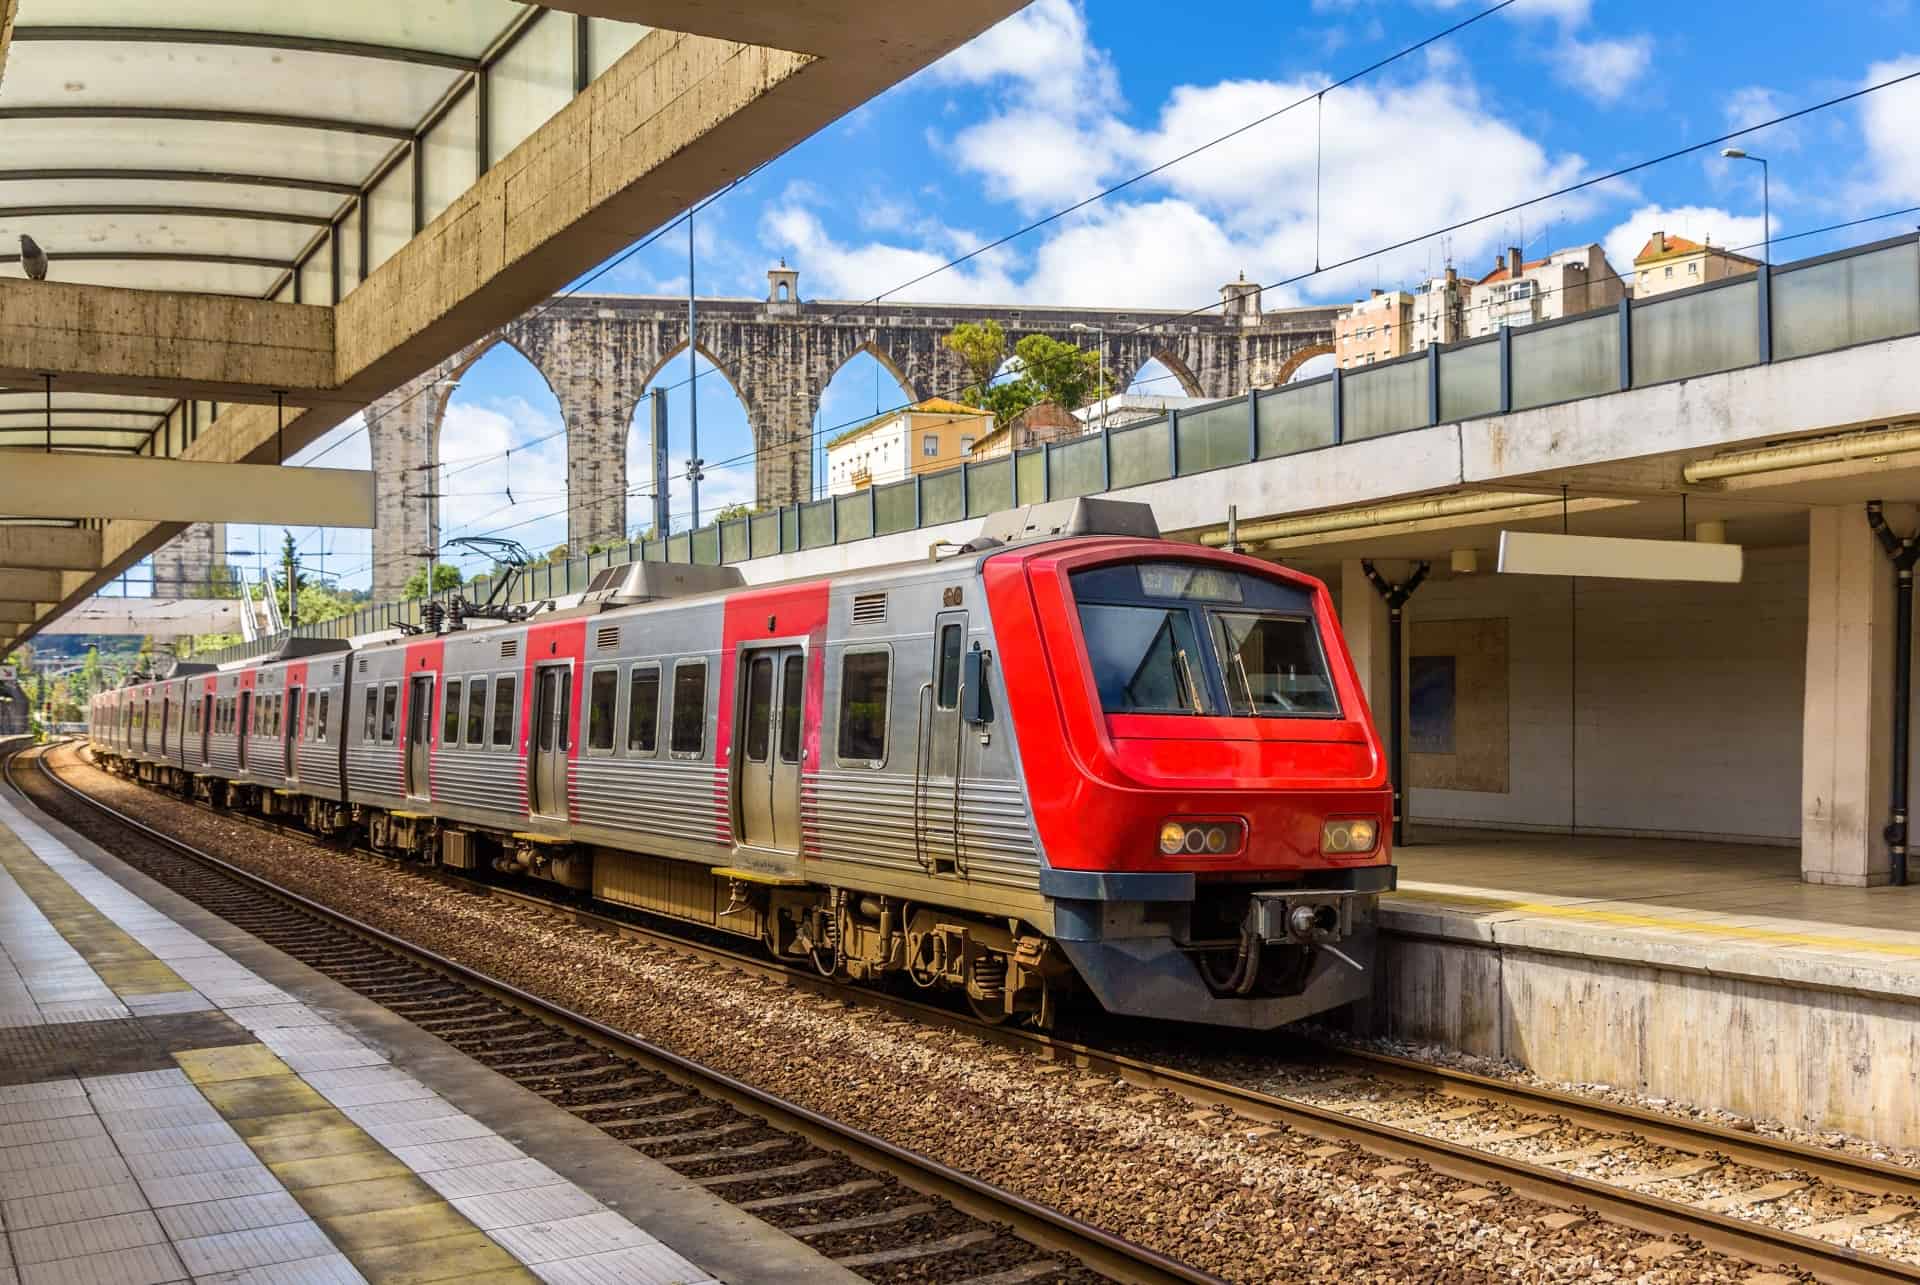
402,564 -> 465,599
943,320 -> 1007,403
714,502 -> 753,522
1012,333 -> 1107,412
77,647 -> 104,706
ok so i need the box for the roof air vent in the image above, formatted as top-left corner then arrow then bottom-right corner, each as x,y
851,593 -> 887,625
356,658 -> 368,673
500,638 -> 519,659
595,625 -> 620,650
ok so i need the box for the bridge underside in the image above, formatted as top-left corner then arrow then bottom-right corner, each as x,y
0,0 -> 1032,652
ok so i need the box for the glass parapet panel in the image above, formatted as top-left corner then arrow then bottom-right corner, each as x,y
692,526 -> 720,565
1632,276 -> 1759,385
1773,241 -> 1920,361
920,468 -> 964,524
1049,434 -> 1105,497
721,518 -> 748,563
1256,380 -> 1334,457
799,500 -> 833,549
781,506 -> 800,551
1342,354 -> 1429,440
836,491 -> 873,541
643,539 -> 666,562
1015,447 -> 1045,504
670,533 -> 692,564
1511,312 -> 1619,410
1107,418 -> 1169,489
967,457 -> 1013,516
749,513 -> 778,559
874,479 -> 917,535
1438,339 -> 1499,421
1175,400 -> 1253,473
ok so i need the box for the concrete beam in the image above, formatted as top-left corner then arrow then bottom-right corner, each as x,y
0,453 -> 374,527
0,603 -> 36,625
50,596 -> 253,636
0,526 -> 100,571
0,569 -> 61,602
0,281 -> 340,405
554,2 -> 1020,65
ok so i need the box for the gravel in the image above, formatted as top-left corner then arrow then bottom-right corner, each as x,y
50,746 -> 1797,1283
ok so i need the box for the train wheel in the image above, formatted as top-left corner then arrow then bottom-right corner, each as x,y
966,988 -> 1011,1025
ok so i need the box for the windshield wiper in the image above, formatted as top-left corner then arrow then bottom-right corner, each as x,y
1173,647 -> 1205,715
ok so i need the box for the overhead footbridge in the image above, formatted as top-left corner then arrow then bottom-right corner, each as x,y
0,0 -> 1029,652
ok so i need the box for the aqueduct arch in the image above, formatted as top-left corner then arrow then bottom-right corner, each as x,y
358,267 -> 1337,598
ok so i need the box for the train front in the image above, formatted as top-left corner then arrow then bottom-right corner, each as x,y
987,541 -> 1393,1029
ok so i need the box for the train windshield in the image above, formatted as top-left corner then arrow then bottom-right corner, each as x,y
1072,561 -> 1339,719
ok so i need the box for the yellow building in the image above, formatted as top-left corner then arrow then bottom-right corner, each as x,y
1631,230 -> 1762,298
825,397 -> 993,495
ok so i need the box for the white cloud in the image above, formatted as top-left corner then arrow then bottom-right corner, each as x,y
1861,56 -> 1920,204
1602,204 -> 1768,276
760,205 -> 1021,304
1551,34 -> 1652,105
924,0 -> 1118,115
435,397 -> 570,560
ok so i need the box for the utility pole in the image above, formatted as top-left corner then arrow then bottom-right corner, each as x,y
686,209 -> 704,528
282,532 -> 300,630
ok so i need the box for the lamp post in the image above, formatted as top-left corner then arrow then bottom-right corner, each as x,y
1069,321 -> 1109,429
1720,148 -> 1769,266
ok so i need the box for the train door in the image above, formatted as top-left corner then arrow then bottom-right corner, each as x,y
237,690 -> 252,770
736,647 -> 803,852
404,676 -> 433,798
200,692 -> 213,764
284,686 -> 302,781
918,610 -> 969,875
530,663 -> 571,817
159,696 -> 172,761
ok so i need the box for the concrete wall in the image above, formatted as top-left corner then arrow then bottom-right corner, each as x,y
1395,545 -> 1809,843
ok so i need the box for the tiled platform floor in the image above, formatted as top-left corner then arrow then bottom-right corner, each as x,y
0,789 -> 723,1285
1387,829 -> 1920,993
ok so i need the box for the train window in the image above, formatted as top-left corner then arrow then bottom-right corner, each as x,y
190,702 -> 200,734
779,654 -> 803,765
465,682 -> 487,746
587,668 -> 618,753
626,666 -> 659,754
316,691 -> 330,742
742,657 -> 773,763
837,648 -> 890,766
305,691 -> 317,738
1077,604 -> 1217,716
670,661 -> 706,757
1208,613 -> 1339,717
380,684 -> 399,743
443,680 -> 463,746
936,623 -> 963,709
363,688 -> 379,741
491,676 -> 516,748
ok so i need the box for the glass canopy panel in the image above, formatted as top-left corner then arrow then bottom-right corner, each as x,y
0,393 -> 172,415
0,257 -> 280,295
14,0 -> 529,60
0,178 -> 345,221
367,158 -> 413,275
0,430 -> 149,449
0,211 -> 313,264
489,9 -> 571,169
587,19 -> 651,81
1,119 -> 396,188
0,413 -> 162,432
0,43 -> 462,132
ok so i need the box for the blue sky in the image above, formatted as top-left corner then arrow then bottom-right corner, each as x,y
236,0 -> 1920,595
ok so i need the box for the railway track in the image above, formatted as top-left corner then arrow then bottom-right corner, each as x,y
8,743 -> 1212,1285
31,740 -> 1920,1283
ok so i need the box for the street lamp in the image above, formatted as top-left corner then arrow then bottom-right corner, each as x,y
1720,148 -> 1770,266
1069,321 -> 1109,430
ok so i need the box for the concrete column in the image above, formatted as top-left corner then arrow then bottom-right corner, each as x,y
1340,559 -> 1392,728
367,381 -> 439,602
150,523 -> 226,598
1802,504 -> 1901,885
556,380 -> 635,552
748,390 -> 817,508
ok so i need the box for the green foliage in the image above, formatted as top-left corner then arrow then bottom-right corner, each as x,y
544,544 -> 571,565
943,320 -> 1007,399
714,503 -> 753,522
402,564 -> 466,599
940,323 -> 1111,429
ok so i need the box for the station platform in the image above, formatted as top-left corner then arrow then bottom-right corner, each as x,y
0,786 -> 856,1285
1376,830 -> 1920,1150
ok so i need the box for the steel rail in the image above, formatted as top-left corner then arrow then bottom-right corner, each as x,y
44,743 -> 1920,1283
10,744 -> 1224,1285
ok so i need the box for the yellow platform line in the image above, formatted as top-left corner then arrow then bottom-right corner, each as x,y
0,823 -> 192,995
177,1043 -> 537,1284
1387,887 -> 1920,960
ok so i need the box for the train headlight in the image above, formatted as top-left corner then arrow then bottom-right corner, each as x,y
1158,819 -> 1244,857
1321,818 -> 1380,854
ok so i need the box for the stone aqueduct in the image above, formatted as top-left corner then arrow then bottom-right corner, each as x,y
367,268 -> 1336,599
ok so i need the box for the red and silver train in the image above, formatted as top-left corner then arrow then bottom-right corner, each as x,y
90,501 -> 1393,1029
